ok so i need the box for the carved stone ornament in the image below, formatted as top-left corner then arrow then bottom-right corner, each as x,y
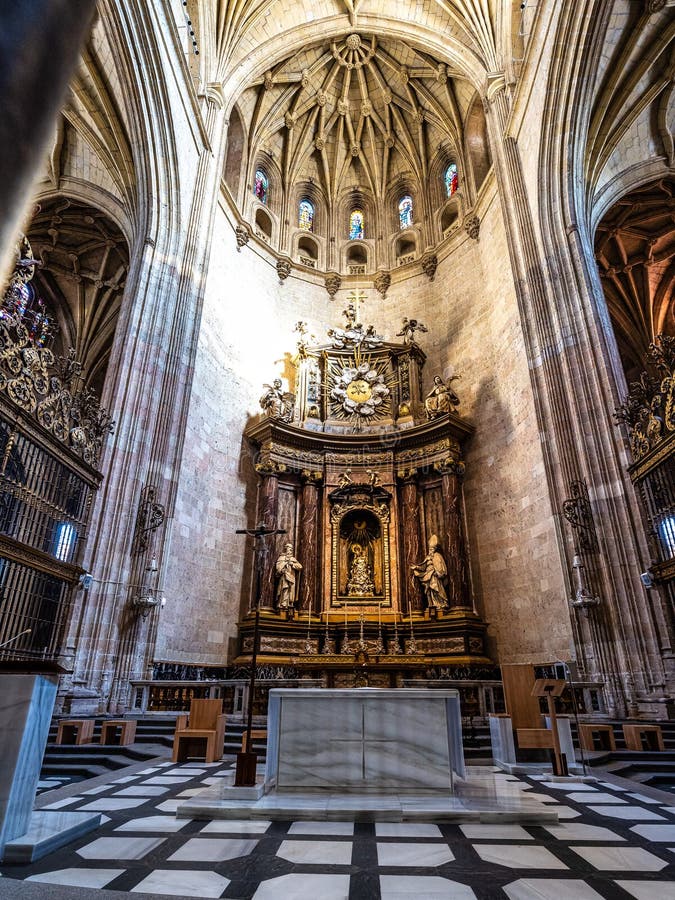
647,0 -> 666,12
615,333 -> 675,462
325,271 -> 342,299
464,213 -> 481,241
373,269 -> 391,298
277,257 -> 292,283
421,253 -> 438,282
235,223 -> 250,251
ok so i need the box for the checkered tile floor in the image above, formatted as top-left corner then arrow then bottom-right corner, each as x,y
3,762 -> 675,898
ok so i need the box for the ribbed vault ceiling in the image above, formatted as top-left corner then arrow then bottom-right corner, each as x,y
595,178 -> 675,381
238,33 -> 474,204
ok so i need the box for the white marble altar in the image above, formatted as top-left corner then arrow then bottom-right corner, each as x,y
0,674 -> 58,856
0,673 -> 101,862
265,688 -> 465,793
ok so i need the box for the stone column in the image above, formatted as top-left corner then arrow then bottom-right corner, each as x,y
398,474 -> 423,613
439,463 -> 473,609
299,472 -> 321,613
258,468 -> 279,609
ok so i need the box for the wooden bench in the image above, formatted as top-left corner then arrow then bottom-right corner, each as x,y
623,724 -> 664,751
241,729 -> 267,752
56,719 -> 95,745
578,723 -> 616,752
100,719 -> 137,746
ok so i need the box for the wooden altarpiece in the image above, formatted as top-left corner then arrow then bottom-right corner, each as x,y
237,307 -> 491,688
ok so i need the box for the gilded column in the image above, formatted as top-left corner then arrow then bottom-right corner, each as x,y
398,474 -> 423,613
439,461 -> 473,609
257,466 -> 279,608
299,471 -> 321,612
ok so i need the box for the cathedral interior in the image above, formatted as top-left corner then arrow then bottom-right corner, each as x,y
1,0 -> 675,894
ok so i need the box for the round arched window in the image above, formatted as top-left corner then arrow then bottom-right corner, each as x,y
254,169 -> 269,204
398,195 -> 413,230
349,210 -> 364,240
299,199 -> 314,231
444,163 -> 458,198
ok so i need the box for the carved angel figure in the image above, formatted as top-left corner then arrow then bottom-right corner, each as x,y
396,317 -> 428,345
424,374 -> 460,419
260,378 -> 295,421
338,469 -> 353,488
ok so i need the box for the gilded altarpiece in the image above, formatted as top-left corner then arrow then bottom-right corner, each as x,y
238,306 -> 492,686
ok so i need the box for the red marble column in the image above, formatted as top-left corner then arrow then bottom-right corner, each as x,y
299,473 -> 321,612
440,465 -> 472,609
399,476 -> 423,613
257,470 -> 279,608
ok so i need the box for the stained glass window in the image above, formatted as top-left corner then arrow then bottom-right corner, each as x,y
398,195 -> 413,230
349,209 -> 364,240
299,199 -> 314,231
444,163 -> 458,198
254,168 -> 269,204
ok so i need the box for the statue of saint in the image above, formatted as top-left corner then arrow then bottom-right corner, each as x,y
275,542 -> 302,609
424,374 -> 460,419
347,543 -> 375,596
260,378 -> 295,421
411,535 -> 449,609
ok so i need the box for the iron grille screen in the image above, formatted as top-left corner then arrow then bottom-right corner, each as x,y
0,423 -> 92,563
0,556 -> 70,662
639,456 -> 675,565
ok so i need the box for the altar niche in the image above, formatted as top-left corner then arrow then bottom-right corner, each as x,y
330,483 -> 392,606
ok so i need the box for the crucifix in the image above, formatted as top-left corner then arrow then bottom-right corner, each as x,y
234,521 -> 286,786
345,288 -> 367,325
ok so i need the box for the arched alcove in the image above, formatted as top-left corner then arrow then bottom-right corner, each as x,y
346,241 -> 369,274
224,106 -> 246,202
395,233 -> 417,265
465,95 -> 491,192
441,199 -> 461,237
297,234 -> 319,267
255,206 -> 274,242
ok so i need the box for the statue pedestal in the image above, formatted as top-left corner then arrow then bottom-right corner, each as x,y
265,688 -> 465,793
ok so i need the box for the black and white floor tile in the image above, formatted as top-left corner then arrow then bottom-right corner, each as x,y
3,760 -> 675,899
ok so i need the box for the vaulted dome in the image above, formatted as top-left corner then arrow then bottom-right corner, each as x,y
223,32 -> 491,277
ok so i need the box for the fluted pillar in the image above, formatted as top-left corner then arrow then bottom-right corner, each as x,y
439,463 -> 473,609
257,469 -> 279,608
398,475 -> 423,613
299,472 -> 321,612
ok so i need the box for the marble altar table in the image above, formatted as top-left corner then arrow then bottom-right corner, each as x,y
265,688 -> 465,793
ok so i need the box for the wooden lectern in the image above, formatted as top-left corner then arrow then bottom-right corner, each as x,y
531,678 -> 567,776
